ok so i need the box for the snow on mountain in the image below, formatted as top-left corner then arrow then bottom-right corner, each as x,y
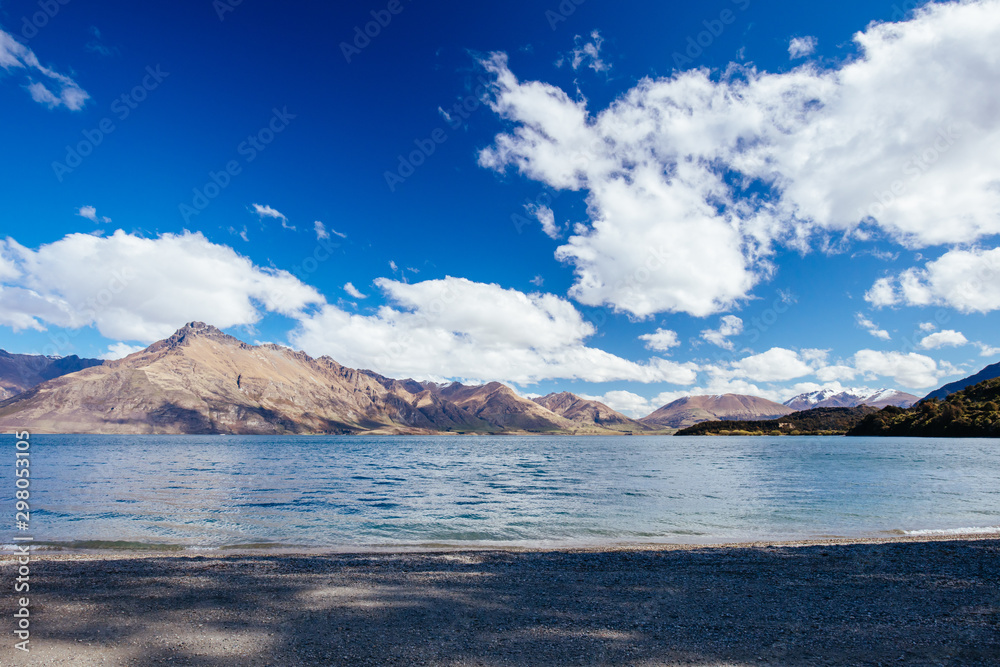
783,387 -> 918,411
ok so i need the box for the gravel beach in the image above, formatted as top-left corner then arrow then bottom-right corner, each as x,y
1,536 -> 998,666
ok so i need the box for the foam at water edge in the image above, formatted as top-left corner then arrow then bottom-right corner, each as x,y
903,526 -> 1000,536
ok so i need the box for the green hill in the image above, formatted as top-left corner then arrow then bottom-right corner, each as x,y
848,378 -> 1000,437
675,406 -> 877,436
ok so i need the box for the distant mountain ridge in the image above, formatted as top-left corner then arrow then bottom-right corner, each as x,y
783,387 -> 917,411
532,392 -> 652,432
0,323 -> 643,435
923,362 -> 1000,402
639,394 -> 792,430
0,350 -> 103,400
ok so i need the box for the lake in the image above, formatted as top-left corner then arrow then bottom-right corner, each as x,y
2,434 -> 998,551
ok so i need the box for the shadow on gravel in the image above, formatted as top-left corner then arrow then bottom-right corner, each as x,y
1,539 -> 999,665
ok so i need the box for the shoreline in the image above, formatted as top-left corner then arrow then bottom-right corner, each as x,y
1,536 -> 997,665
4,530 -> 998,560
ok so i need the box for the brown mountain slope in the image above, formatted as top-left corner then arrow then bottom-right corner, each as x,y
0,322 -> 625,435
640,394 -> 793,430
533,392 -> 651,432
0,350 -> 103,400
422,382 -> 584,433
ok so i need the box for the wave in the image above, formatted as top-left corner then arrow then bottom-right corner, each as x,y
902,526 -> 1000,536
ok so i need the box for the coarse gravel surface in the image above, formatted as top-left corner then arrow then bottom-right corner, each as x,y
0,536 -> 998,666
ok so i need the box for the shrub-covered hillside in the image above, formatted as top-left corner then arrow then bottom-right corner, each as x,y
847,378 -> 1000,437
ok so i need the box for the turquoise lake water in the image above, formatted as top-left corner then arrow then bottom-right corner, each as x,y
2,435 -> 998,550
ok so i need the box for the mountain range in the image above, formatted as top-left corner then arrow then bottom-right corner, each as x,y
0,323 -> 645,435
0,322 -> 989,434
782,387 -> 918,411
922,361 -> 1000,402
638,394 -> 793,430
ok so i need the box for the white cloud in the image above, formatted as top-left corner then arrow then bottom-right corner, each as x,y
77,205 -> 110,224
866,247 -> 1000,313
851,349 -> 942,388
290,277 -> 699,385
857,313 -> 891,340
729,347 -> 815,382
0,29 -> 89,110
252,203 -> 294,230
788,36 -> 817,59
0,230 -> 324,341
638,328 -> 680,352
480,1 -> 1000,316
527,204 -> 561,239
568,30 -> 611,73
343,282 -> 367,299
919,322 -> 938,332
579,390 -> 652,418
701,315 -> 743,350
100,342 -> 145,360
314,221 -> 346,240
976,342 -> 1000,357
919,329 -> 968,349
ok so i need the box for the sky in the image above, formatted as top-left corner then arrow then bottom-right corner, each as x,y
1,0 -> 999,417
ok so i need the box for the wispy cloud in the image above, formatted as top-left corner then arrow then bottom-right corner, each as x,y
314,220 -> 346,240
251,203 -> 295,230
559,30 -> 610,73
0,28 -> 89,110
701,316 -> 743,351
343,282 -> 367,299
857,314 -> 891,341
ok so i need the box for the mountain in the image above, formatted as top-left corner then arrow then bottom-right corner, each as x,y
0,322 -> 624,436
0,350 -> 103,400
783,387 -> 918,411
532,392 -> 651,433
639,394 -> 793,430
923,362 -> 1000,402
849,378 -> 1000,437
676,406 -> 879,436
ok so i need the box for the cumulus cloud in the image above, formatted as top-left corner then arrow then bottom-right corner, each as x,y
788,36 -> 817,58
77,205 -> 110,224
919,329 -> 968,349
343,282 -> 367,299
857,314 -> 891,340
480,1 -> 1000,317
851,349 -> 942,388
0,29 -> 89,110
0,230 -> 324,341
252,203 -> 294,230
976,342 -> 1000,357
290,277 -> 699,385
729,347 -> 815,382
866,247 -> 1000,312
701,315 -> 743,350
578,390 -> 653,418
100,342 -> 145,360
638,328 -> 680,352
919,322 -> 938,332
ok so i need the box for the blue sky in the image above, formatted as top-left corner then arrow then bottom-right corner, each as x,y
1,0 -> 999,416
